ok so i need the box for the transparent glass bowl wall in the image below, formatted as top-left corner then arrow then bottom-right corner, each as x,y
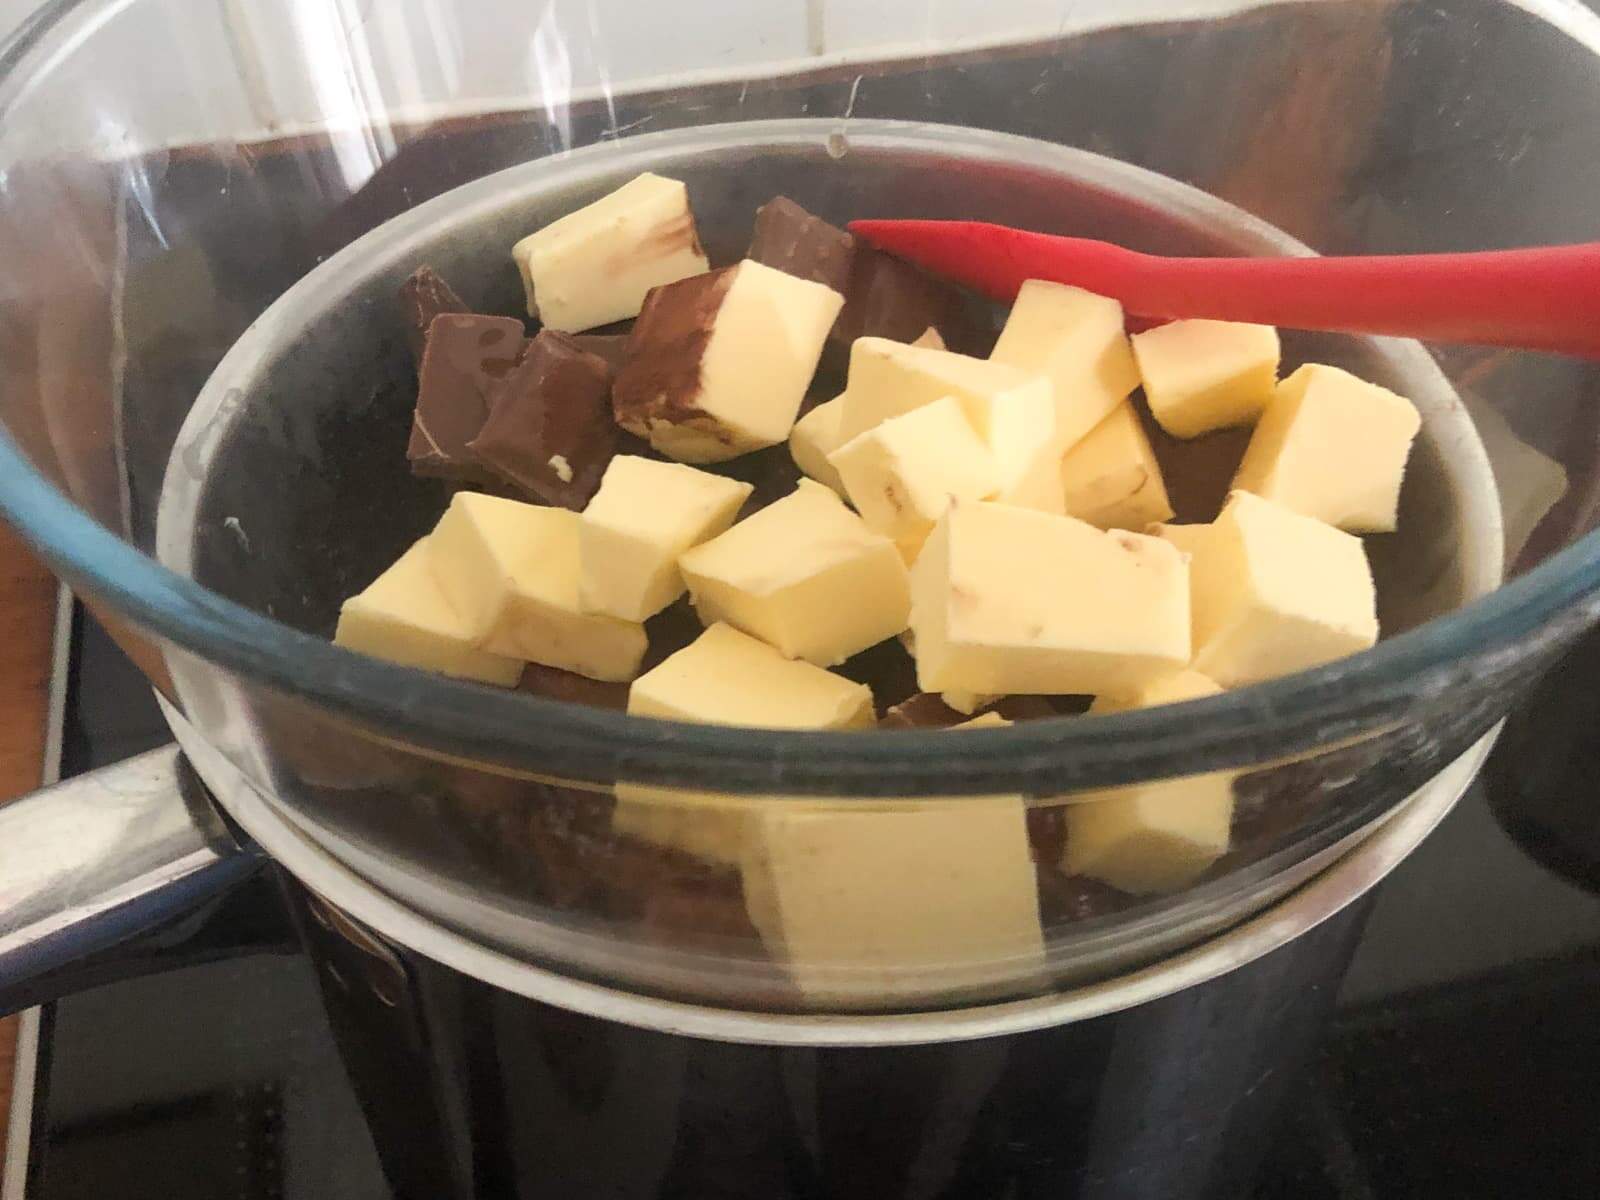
0,0 -> 1597,1011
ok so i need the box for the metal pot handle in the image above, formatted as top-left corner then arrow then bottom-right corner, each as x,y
0,745 -> 265,1015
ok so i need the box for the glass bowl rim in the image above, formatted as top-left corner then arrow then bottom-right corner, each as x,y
2,1 -> 1598,797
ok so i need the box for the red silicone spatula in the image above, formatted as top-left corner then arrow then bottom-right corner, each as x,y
848,219 -> 1600,358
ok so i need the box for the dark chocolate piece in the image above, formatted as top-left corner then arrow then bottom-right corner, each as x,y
831,246 -> 979,352
641,598 -> 705,673
612,268 -> 736,439
468,330 -> 617,509
399,266 -> 468,364
570,333 -> 631,370
717,443 -> 803,520
1137,395 -> 1253,524
1036,866 -> 1131,924
835,637 -> 920,716
518,661 -> 630,710
747,196 -> 856,294
407,313 -> 525,480
880,692 -> 969,730
993,695 -> 1067,722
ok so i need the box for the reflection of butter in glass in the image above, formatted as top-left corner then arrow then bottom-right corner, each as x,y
1463,394 -> 1567,566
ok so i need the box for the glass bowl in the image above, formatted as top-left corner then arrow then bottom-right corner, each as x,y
0,0 -> 1596,1011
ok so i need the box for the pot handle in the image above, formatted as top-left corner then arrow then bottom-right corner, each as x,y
0,745 -> 266,1015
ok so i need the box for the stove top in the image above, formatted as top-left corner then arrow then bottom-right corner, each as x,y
10,610 -> 1600,1199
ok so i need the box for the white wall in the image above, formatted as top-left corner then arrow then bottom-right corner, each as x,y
0,0 -> 1313,156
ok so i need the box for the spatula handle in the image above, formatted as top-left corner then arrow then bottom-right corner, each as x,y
849,220 -> 1600,358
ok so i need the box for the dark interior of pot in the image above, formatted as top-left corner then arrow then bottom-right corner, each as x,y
149,123 -> 1503,1010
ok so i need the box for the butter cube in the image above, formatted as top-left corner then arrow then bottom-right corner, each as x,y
909,502 -> 1191,696
1148,521 -> 1213,561
679,480 -> 911,666
1091,669 -> 1224,713
428,493 -> 646,681
1065,669 -> 1232,893
829,395 -> 999,550
334,541 -> 523,686
1231,363 -> 1421,532
512,172 -> 710,331
1060,401 -> 1175,530
613,260 -> 845,462
942,690 -> 999,716
837,338 -> 1046,442
628,622 -> 875,729
1189,491 -> 1378,686
614,623 -> 874,864
967,380 -> 1065,514
911,326 -> 947,350
788,395 -> 849,495
1131,319 -> 1280,438
579,456 -> 752,622
742,792 -> 1044,1004
991,281 -> 1140,450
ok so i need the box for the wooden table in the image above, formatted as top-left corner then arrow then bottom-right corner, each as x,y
0,522 -> 65,1176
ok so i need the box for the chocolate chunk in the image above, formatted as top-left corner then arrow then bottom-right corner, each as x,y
831,246 -> 981,353
1045,694 -> 1096,717
399,266 -> 468,365
880,692 -> 970,730
518,661 -> 630,710
570,333 -> 631,370
747,196 -> 856,294
467,330 -> 617,509
1138,397 -> 1253,524
407,313 -> 525,480
1036,866 -> 1131,924
992,695 -> 1066,722
717,443 -> 803,519
641,597 -> 705,673
835,638 -> 920,716
612,268 -> 736,439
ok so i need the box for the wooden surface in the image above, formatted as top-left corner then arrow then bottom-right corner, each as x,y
0,520 -> 61,1175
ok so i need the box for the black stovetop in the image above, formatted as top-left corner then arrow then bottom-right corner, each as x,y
16,610 -> 1600,1199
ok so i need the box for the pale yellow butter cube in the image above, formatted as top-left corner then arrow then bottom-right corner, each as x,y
512,172 -> 710,331
615,623 -> 874,863
1093,669 -> 1224,713
1148,521 -> 1213,561
789,395 -> 849,495
1065,669 -> 1232,894
1232,363 -> 1422,532
679,480 -> 911,666
829,395 -> 999,550
334,541 -> 523,686
428,493 -> 646,682
1059,401 -> 1175,530
628,622 -> 875,729
1063,775 -> 1234,895
837,338 -> 1043,442
966,379 -> 1065,514
1131,319 -> 1280,438
610,800 -> 748,867
942,690 -> 1000,716
742,794 -> 1044,1004
991,280 -> 1140,450
1189,491 -> 1378,687
579,456 -> 752,622
909,502 -> 1191,696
